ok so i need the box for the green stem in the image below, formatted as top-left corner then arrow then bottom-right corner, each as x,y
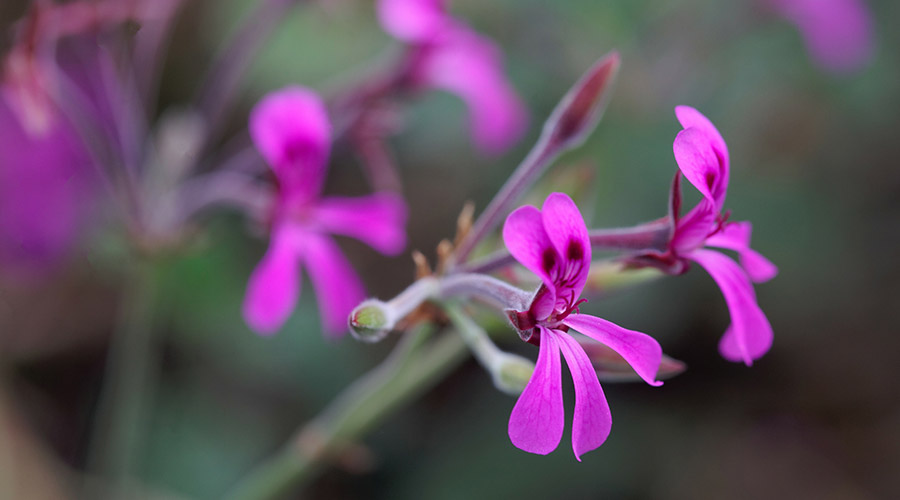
223,325 -> 470,500
85,259 -> 160,497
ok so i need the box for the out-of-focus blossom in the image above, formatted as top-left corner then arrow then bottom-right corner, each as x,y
631,107 -> 777,365
766,0 -> 874,73
377,0 -> 527,153
503,193 -> 662,460
243,87 -> 407,335
0,98 -> 91,275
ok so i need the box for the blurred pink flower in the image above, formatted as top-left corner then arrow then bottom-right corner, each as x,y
243,87 -> 408,335
0,97 -> 91,276
634,107 -> 777,365
503,193 -> 662,460
377,0 -> 527,153
766,0 -> 874,73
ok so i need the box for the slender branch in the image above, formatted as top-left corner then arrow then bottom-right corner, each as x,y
223,324 -> 470,500
451,52 -> 621,265
85,259 -> 160,499
457,219 -> 673,275
195,0 -> 302,148
589,219 -> 672,251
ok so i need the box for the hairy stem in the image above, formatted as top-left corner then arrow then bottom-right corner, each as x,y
458,219 -> 673,274
223,325 -> 469,500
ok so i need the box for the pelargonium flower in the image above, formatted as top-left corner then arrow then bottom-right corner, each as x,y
502,192 -> 662,459
243,86 -> 407,335
765,0 -> 873,74
377,0 -> 527,153
633,106 -> 777,365
0,95 -> 91,275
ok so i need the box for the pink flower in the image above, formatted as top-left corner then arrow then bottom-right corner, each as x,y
766,0 -> 874,73
503,192 -> 662,459
636,106 -> 777,365
243,87 -> 407,335
377,0 -> 527,153
0,96 -> 91,275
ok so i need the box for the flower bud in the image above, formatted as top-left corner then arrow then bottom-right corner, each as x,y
491,353 -> 535,395
348,300 -> 393,343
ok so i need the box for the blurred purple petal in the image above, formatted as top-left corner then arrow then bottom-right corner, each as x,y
249,86 -> 331,202
314,193 -> 408,255
0,99 -> 91,275
377,0 -> 449,42
419,26 -> 527,153
300,233 -> 366,336
767,0 -> 874,73
242,225 -> 303,335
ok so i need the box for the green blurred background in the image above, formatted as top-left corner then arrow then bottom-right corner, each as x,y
2,0 -> 899,498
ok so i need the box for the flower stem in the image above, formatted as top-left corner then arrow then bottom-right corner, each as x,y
223,324 -> 470,500
85,259 -> 160,498
196,0 -> 302,148
457,219 -> 672,274
451,52 -> 621,265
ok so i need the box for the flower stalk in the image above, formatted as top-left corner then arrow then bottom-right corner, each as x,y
223,323 -> 470,500
451,52 -> 621,266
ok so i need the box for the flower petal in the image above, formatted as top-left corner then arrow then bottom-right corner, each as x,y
767,0 -> 873,73
242,225 -> 303,335
314,193 -> 408,255
503,204 -> 557,294
705,222 -> 778,283
688,249 -> 774,365
249,86 -> 331,201
420,26 -> 528,154
674,105 -> 728,164
672,128 -> 721,206
541,192 -> 591,297
300,233 -> 366,336
671,200 -> 717,254
563,314 -> 663,387
377,0 -> 448,42
508,326 -> 564,455
555,331 -> 611,460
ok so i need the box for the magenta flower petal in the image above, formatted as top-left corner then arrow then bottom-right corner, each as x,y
541,192 -> 592,296
767,0 -> 874,73
242,225 -> 303,335
0,99 -> 92,275
555,331 -> 611,460
672,128 -> 722,207
313,193 -> 408,256
688,249 -> 774,365
503,204 -> 557,291
705,221 -> 779,283
675,105 -> 728,164
421,26 -> 528,154
300,233 -> 367,336
249,86 -> 331,201
563,314 -> 663,387
508,326 -> 564,455
377,0 -> 448,42
670,200 -> 717,255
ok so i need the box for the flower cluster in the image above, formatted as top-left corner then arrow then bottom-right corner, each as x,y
377,0 -> 528,153
629,106 -> 778,365
242,87 -> 407,335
